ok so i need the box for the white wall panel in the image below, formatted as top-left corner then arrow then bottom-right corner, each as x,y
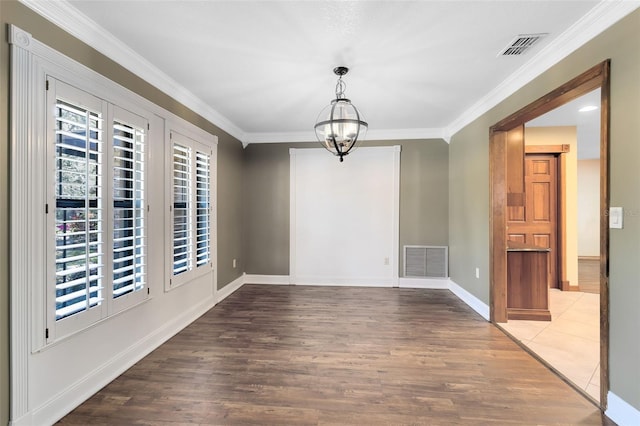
290,147 -> 400,286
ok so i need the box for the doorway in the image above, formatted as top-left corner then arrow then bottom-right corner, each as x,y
505,112 -> 601,401
507,152 -> 560,289
489,61 -> 610,407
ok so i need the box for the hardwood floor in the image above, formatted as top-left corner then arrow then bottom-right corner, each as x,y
579,257 -> 600,294
58,285 -> 613,425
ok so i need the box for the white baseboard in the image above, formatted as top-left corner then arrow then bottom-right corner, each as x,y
293,281 -> 393,287
29,295 -> 217,426
398,277 -> 450,289
216,273 -> 245,302
292,276 -> 395,287
606,391 -> 640,426
246,275 -> 447,289
448,279 -> 490,321
244,274 -> 290,285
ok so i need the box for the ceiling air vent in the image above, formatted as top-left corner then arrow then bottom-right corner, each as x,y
499,33 -> 548,56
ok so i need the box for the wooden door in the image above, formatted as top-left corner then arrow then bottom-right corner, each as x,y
507,154 -> 558,288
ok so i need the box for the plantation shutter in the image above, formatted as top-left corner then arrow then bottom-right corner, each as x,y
47,78 -> 151,340
54,99 -> 104,320
112,119 -> 146,297
195,151 -> 211,267
173,143 -> 192,275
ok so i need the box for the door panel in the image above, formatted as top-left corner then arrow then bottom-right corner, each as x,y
533,234 -> 550,248
510,234 -> 526,243
532,159 -> 550,174
508,206 -> 525,222
532,182 -> 551,221
507,154 -> 558,288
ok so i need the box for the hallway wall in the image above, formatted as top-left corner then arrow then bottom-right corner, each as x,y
578,159 -> 601,257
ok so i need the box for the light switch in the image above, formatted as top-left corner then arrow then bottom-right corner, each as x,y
609,207 -> 623,229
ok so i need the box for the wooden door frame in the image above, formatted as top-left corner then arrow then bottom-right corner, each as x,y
489,60 -> 610,407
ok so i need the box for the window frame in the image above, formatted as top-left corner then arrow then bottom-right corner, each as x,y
45,79 -> 152,342
46,80 -> 109,340
109,105 -> 149,312
165,130 -> 216,291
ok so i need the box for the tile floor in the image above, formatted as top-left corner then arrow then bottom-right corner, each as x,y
499,289 -> 600,402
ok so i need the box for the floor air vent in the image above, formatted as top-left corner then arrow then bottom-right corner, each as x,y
404,246 -> 448,278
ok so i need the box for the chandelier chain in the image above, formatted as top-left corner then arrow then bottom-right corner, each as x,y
335,76 -> 347,99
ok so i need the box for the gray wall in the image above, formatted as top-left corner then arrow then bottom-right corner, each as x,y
243,143 -> 294,275
217,137 -> 245,286
449,9 -> 640,411
449,119 -> 491,301
0,2 -> 246,423
243,139 -> 449,276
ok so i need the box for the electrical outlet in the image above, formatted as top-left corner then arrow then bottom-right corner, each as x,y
232,259 -> 237,268
384,257 -> 389,265
475,267 -> 480,279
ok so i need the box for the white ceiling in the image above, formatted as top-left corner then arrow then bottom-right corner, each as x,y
527,88 -> 601,160
23,1 -> 639,144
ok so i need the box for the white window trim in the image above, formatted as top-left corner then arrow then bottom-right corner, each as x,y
9,24 -> 217,422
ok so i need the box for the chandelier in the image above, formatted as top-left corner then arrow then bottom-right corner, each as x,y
314,67 -> 368,162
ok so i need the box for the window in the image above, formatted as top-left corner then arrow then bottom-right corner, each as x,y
168,132 -> 213,288
47,79 -> 149,340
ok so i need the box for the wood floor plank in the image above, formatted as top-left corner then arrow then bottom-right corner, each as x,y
57,285 -> 613,425
579,257 -> 600,294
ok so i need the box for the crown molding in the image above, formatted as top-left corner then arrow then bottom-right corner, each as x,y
367,128 -> 448,143
18,0 -> 247,144
245,127 -> 448,146
445,0 -> 640,139
244,131 -> 316,144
